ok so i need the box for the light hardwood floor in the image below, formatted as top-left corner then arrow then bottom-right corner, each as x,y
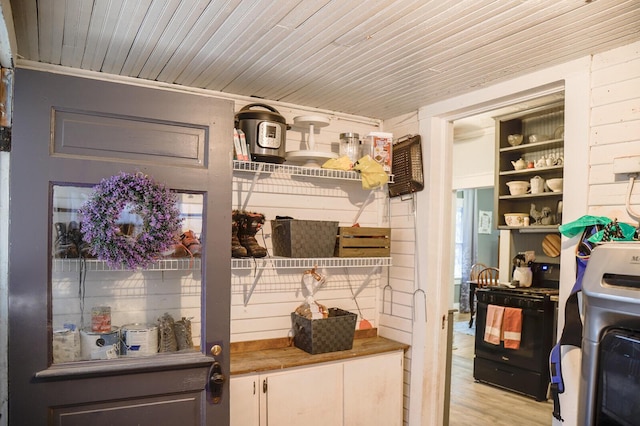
448,313 -> 554,426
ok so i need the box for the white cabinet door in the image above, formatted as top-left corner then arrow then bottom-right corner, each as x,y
231,374 -> 260,426
261,363 -> 343,426
343,351 -> 404,426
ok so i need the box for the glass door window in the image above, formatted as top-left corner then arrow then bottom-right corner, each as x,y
51,184 -> 204,364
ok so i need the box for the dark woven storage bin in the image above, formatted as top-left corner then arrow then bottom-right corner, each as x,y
291,308 -> 357,355
271,219 -> 338,258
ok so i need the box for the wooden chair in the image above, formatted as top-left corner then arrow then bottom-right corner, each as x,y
477,267 -> 500,288
469,262 -> 487,282
469,266 -> 499,327
467,262 -> 487,328
469,267 -> 500,327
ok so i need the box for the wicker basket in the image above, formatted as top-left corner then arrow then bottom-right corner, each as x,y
389,134 -> 424,197
291,308 -> 357,354
271,219 -> 338,258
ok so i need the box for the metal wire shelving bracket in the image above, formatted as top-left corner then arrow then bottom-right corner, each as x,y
232,256 -> 392,306
233,160 -> 394,208
351,261 -> 385,299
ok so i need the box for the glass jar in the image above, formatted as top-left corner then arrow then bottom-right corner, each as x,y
339,132 -> 360,163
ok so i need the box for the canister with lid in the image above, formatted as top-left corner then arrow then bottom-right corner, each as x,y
339,132 -> 360,163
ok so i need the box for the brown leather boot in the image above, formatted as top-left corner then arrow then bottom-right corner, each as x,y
238,211 -> 267,258
68,221 -> 94,258
54,222 -> 79,258
232,210 -> 248,258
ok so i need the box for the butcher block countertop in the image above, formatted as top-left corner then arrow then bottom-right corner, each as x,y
231,329 -> 409,375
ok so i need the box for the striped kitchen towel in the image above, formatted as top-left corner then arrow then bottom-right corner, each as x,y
483,304 -> 504,345
502,307 -> 523,349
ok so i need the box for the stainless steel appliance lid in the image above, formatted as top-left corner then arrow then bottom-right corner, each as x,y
235,103 -> 287,123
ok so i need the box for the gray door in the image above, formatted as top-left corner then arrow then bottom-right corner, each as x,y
8,69 -> 232,424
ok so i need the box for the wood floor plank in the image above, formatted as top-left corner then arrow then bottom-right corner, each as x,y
449,313 -> 554,426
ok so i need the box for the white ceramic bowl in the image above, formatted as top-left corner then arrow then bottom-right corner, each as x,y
506,180 -> 530,196
547,178 -> 563,192
504,213 -> 529,227
507,134 -> 523,146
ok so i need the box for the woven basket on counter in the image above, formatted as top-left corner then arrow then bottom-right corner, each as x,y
291,308 -> 357,355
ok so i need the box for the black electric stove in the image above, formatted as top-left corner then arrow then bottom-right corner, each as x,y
473,262 -> 559,400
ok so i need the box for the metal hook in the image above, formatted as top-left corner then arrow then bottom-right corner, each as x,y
382,284 -> 393,315
399,192 -> 416,204
412,288 -> 427,322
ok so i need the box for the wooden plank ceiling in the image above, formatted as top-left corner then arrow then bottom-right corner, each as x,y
9,0 -> 640,119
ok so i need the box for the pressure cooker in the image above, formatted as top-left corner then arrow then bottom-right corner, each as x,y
235,103 -> 288,163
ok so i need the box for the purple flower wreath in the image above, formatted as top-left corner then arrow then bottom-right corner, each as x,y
79,172 -> 183,269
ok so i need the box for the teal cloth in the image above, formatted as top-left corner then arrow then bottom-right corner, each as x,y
558,215 -> 636,243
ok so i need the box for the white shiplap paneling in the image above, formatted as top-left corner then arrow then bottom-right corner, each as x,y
588,41 -> 640,222
229,100 -> 387,342
382,111 -> 420,426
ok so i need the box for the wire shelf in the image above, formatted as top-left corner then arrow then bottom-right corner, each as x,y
53,257 -> 391,272
233,160 -> 394,183
231,256 -> 392,270
52,258 -> 201,272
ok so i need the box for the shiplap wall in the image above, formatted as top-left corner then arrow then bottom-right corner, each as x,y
379,111 -> 420,425
588,41 -> 640,220
230,100 -> 389,342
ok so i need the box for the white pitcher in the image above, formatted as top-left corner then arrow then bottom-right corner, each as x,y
530,176 -> 545,194
513,266 -> 533,287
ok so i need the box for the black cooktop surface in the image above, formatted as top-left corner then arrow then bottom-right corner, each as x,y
482,286 -> 560,296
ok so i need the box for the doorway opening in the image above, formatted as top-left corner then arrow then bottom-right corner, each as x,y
452,188 -> 499,314
446,92 -> 564,425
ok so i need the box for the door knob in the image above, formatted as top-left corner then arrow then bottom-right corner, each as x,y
207,361 -> 225,404
210,344 -> 222,356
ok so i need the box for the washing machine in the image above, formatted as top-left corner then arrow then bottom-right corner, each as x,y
579,242 -> 640,425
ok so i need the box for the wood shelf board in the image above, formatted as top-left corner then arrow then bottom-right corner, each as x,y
499,165 -> 563,176
498,225 -> 560,232
498,192 -> 563,200
498,138 -> 563,153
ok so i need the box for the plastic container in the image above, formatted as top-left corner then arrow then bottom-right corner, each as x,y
367,132 -> 393,173
91,306 -> 111,332
359,138 -> 372,159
